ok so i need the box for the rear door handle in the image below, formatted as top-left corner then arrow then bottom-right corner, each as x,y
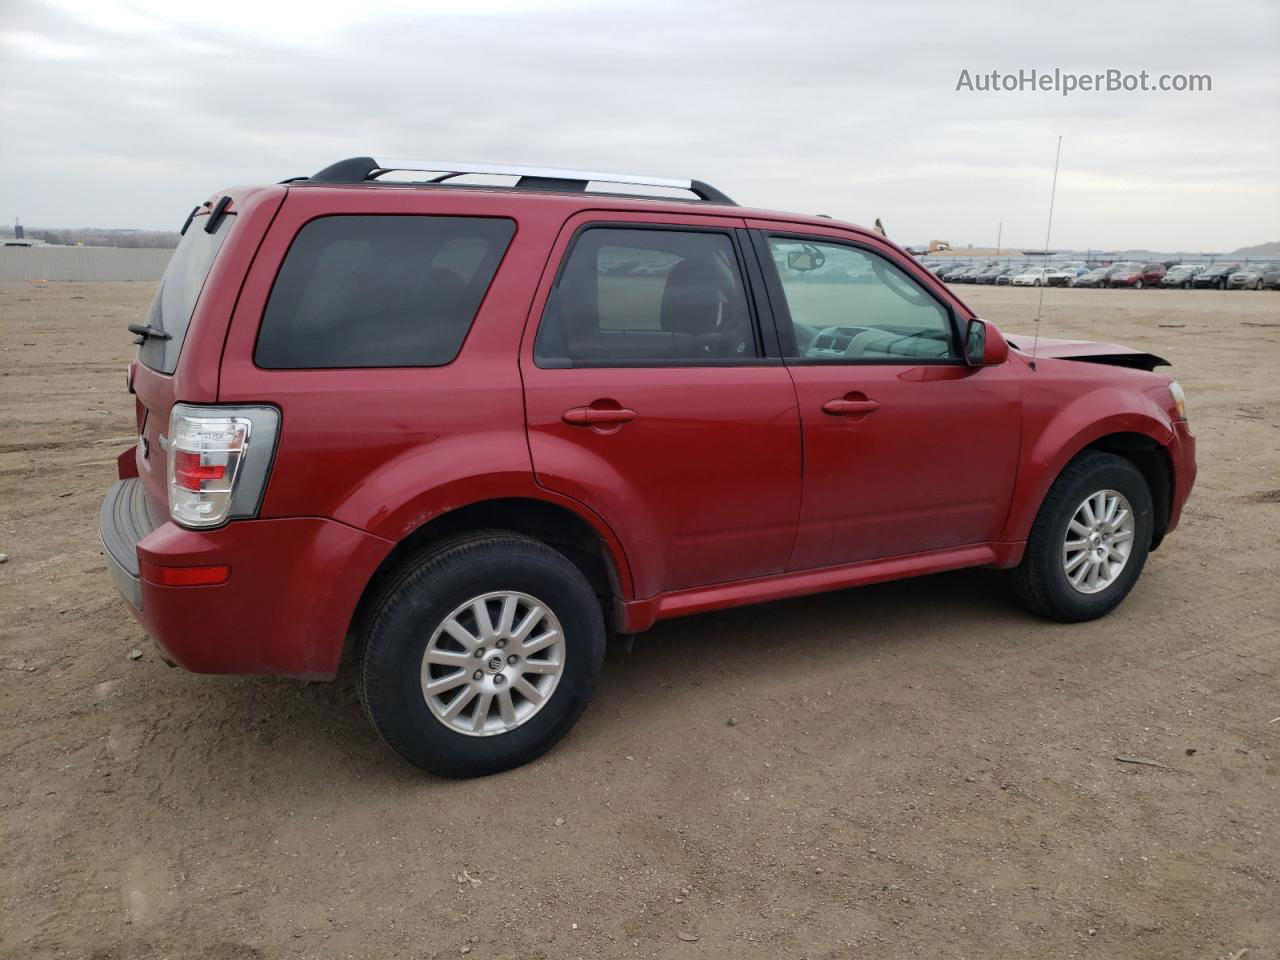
562,406 -> 638,426
821,398 -> 880,416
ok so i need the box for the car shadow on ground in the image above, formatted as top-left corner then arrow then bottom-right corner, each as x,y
159,567 -> 1029,786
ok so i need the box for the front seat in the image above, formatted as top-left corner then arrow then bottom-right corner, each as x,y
659,254 -> 749,356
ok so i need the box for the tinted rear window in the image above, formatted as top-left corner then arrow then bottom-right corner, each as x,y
139,213 -> 233,373
534,227 -> 757,366
255,215 -> 515,369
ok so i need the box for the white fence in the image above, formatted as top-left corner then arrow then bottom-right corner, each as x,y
0,246 -> 173,282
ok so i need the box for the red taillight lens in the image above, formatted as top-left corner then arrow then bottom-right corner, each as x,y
173,450 -> 227,491
139,560 -> 230,587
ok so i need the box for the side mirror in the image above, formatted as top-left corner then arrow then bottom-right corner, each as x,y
786,245 -> 826,272
964,318 -> 1009,367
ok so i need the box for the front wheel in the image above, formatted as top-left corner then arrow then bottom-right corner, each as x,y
1134,279 -> 1144,289
1010,452 -> 1154,622
1256,280 -> 1264,290
1033,279 -> 1042,287
359,533 -> 605,777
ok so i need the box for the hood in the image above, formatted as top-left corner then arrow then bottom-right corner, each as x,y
1005,335 -> 1170,371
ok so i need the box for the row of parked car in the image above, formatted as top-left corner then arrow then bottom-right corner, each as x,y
930,259 -> 1280,290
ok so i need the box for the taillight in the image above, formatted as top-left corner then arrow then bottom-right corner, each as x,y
166,404 -> 280,528
173,450 -> 227,490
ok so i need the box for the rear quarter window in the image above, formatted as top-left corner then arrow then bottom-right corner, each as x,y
254,215 -> 515,369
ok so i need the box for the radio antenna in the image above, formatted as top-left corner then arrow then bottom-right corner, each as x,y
1030,135 -> 1063,371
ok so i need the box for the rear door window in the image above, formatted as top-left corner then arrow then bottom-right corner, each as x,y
534,227 -> 758,366
138,214 -> 233,373
255,215 -> 515,369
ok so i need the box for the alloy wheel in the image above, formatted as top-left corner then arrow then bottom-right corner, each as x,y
1063,489 -> 1135,595
420,591 -> 566,736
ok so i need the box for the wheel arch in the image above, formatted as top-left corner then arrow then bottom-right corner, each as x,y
1003,407 -> 1175,551
344,495 -> 633,669
1078,432 -> 1173,550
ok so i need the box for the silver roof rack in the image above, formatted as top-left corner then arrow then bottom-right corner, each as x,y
304,156 -> 736,205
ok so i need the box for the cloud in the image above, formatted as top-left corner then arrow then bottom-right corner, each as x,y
0,0 -> 1275,249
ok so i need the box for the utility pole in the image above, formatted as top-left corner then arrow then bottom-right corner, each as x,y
995,222 -> 1002,259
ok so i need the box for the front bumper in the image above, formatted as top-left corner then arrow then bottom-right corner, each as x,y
100,478 -> 392,679
1166,421 -> 1197,535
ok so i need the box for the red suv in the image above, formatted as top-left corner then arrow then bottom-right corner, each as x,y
1108,262 -> 1167,289
101,158 -> 1197,777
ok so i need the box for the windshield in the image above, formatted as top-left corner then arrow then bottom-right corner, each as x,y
138,213 -> 234,373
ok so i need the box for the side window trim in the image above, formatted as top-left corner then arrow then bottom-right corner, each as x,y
735,227 -> 784,359
749,229 -> 965,365
533,221 -> 775,369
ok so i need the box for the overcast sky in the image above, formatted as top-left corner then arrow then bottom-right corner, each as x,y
1,0 -> 1276,251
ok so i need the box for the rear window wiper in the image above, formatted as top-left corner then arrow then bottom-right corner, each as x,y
128,323 -> 172,343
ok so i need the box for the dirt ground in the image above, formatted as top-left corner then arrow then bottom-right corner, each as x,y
1,281 -> 1277,960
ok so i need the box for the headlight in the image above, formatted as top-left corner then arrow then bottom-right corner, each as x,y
1168,381 -> 1187,421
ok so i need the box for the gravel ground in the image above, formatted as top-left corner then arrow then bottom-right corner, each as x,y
1,281 -> 1277,960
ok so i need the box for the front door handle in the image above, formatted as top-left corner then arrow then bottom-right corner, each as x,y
822,398 -> 880,416
562,406 -> 638,427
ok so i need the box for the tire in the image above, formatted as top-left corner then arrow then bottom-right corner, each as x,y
1135,279 -> 1144,289
1218,279 -> 1226,290
1033,279 -> 1041,287
1010,451 -> 1154,623
359,533 -> 606,778
1256,280 -> 1264,291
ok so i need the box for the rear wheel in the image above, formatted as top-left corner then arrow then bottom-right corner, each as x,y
1135,279 -> 1144,289
359,533 -> 605,777
1011,452 -> 1154,622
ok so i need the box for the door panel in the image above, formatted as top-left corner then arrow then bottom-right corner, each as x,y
524,366 -> 802,595
521,214 -> 802,599
786,363 -> 1021,569
746,225 -> 1023,570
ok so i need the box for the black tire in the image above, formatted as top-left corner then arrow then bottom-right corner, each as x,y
1010,452 -> 1154,623
359,533 -> 605,778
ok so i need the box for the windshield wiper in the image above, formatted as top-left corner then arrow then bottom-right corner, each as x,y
128,323 -> 172,343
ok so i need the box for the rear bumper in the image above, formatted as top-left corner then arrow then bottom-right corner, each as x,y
100,479 -> 393,679
99,479 -> 158,610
